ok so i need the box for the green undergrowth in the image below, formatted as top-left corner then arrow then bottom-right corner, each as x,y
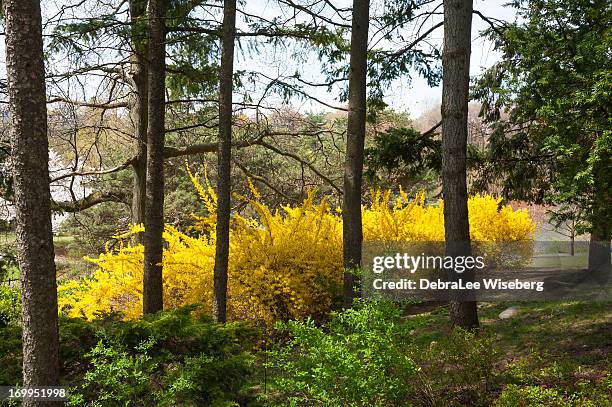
1,284 -> 609,406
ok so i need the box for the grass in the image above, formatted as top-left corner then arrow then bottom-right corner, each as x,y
404,300 -> 611,361
398,300 -> 611,404
1,232 -> 76,251
530,254 -> 589,269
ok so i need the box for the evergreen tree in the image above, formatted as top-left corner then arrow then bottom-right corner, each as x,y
3,0 -> 61,399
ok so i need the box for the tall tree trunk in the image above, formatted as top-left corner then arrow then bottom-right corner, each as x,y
588,189 -> 611,277
588,225 -> 611,278
342,0 -> 370,308
441,0 -> 479,329
129,0 -> 148,234
3,0 -> 60,401
212,0 -> 237,323
143,0 -> 166,314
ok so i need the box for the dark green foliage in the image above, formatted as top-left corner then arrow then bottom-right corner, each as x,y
0,324 -> 21,386
467,122 -> 555,203
364,127 -> 441,191
473,0 -> 612,234
0,287 -> 22,386
66,337 -> 159,407
0,306 -> 259,405
68,307 -> 258,406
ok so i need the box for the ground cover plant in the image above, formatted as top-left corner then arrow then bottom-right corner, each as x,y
264,300 -> 611,406
0,303 -> 260,406
1,291 -> 609,406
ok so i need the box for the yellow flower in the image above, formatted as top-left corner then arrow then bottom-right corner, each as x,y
58,174 -> 534,324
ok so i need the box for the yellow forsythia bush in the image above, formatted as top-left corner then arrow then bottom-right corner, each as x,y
58,173 -> 535,323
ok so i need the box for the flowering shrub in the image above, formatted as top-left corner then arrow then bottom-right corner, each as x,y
362,190 -> 534,242
58,172 -> 535,323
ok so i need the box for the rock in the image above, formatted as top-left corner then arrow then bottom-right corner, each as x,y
499,306 -> 520,319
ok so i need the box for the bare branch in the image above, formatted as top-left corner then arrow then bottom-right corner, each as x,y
472,10 -> 506,38
51,190 -> 130,213
47,97 -> 128,110
384,21 -> 443,58
259,140 -> 342,195
233,158 -> 297,202
50,159 -> 136,183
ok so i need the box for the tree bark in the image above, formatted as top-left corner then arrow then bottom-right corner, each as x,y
342,0 -> 370,308
212,0 -> 237,323
129,0 -> 149,233
143,0 -> 166,314
3,0 -> 60,401
588,225 -> 611,279
441,0 -> 479,329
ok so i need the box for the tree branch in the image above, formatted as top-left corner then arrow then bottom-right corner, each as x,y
384,21 -> 443,58
422,120 -> 442,137
472,10 -> 506,38
47,97 -> 128,110
259,140 -> 342,195
233,158 -> 297,202
50,159 -> 136,183
51,190 -> 129,213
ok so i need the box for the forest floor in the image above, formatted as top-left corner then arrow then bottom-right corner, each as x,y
407,301 -> 610,370
403,300 -> 611,404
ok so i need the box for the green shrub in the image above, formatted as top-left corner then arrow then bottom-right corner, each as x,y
0,306 -> 258,405
268,300 -> 418,407
67,306 -> 259,406
0,324 -> 22,386
159,351 -> 254,406
66,337 -> 160,407
0,286 -> 20,328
